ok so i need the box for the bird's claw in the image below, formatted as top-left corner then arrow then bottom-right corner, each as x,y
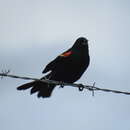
77,84 -> 84,91
59,81 -> 64,88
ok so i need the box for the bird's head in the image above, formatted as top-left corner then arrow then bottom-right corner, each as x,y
72,37 -> 89,49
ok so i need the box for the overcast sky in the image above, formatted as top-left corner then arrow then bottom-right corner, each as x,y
1,0 -> 130,130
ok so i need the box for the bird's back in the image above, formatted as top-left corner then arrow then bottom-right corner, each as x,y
50,47 -> 90,83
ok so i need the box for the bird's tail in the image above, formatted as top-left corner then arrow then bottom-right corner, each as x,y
17,75 -> 55,98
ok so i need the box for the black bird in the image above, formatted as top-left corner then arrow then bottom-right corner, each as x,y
17,37 -> 90,98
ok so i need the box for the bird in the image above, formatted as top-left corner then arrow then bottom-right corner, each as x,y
17,37 -> 90,98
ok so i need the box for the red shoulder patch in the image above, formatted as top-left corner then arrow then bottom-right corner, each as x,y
60,51 -> 72,57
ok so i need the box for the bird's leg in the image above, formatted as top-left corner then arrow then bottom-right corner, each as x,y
59,81 -> 64,88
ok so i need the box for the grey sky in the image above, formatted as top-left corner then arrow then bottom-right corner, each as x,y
1,0 -> 130,130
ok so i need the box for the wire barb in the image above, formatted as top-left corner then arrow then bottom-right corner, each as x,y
1,70 -> 10,79
0,72 -> 130,96
91,82 -> 95,96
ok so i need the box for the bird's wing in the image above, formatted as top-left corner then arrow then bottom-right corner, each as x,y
42,49 -> 73,73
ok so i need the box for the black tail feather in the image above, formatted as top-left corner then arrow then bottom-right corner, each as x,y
37,85 -> 55,98
17,81 -> 35,90
17,81 -> 55,98
30,86 -> 39,94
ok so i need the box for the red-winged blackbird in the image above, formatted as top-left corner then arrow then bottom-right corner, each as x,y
17,37 -> 90,98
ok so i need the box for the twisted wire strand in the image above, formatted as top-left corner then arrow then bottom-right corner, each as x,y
0,72 -> 130,95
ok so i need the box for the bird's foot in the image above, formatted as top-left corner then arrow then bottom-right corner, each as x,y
59,81 -> 64,88
77,84 -> 84,91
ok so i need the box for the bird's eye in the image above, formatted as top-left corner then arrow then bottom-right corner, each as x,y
81,40 -> 87,45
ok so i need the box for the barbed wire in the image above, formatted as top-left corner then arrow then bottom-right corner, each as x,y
0,70 -> 130,96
